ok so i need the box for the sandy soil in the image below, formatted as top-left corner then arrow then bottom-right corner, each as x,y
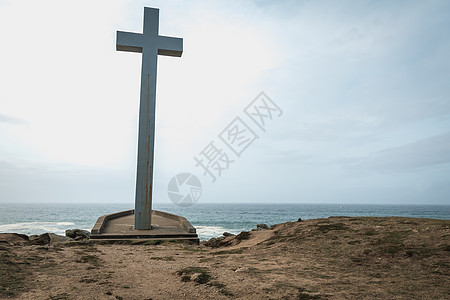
1,216 -> 449,299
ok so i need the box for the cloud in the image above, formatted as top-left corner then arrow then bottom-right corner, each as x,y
346,132 -> 450,173
1,0 -> 450,205
0,159 -> 135,203
0,113 -> 28,126
271,0 -> 450,131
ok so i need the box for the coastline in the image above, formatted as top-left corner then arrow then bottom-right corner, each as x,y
1,216 -> 449,299
1,202 -> 449,241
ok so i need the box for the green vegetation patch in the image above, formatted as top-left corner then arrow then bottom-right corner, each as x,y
177,266 -> 209,276
74,244 -> 101,253
77,254 -> 101,266
265,231 -> 298,245
208,281 -> 234,296
404,245 -> 440,258
379,230 -> 411,244
176,266 -> 211,284
317,223 -> 348,233
0,247 -> 30,297
371,230 -> 413,256
149,256 -> 175,261
348,240 -> 361,245
298,292 -> 322,299
361,228 -> 378,236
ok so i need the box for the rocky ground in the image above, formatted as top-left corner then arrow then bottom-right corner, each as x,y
1,217 -> 449,299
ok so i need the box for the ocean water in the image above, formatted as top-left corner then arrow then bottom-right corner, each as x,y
0,202 -> 449,241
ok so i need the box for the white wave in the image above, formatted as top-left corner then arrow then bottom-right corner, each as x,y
56,222 -> 75,226
195,226 -> 242,241
0,222 -> 240,240
0,222 -> 76,236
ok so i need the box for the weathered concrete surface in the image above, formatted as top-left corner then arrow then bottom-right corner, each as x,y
90,210 -> 198,243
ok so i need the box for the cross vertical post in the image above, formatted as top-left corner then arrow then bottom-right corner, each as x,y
116,7 -> 183,230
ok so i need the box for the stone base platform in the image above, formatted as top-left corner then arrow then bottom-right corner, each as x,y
90,210 -> 199,244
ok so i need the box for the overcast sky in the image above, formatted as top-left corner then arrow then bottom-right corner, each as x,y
0,0 -> 449,205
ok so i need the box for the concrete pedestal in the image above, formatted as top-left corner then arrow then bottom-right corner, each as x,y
90,210 -> 199,244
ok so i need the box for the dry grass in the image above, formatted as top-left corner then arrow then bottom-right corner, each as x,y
1,217 -> 448,299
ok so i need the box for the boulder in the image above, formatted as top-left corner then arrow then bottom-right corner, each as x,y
297,218 -> 303,222
65,229 -> 90,239
223,232 -> 235,237
252,224 -> 268,231
0,233 -> 29,245
235,231 -> 251,241
204,231 -> 250,248
204,237 -> 220,247
30,233 -> 74,245
47,233 -> 73,243
256,224 -> 269,230
204,236 -> 231,248
29,233 -> 51,245
65,229 -> 77,238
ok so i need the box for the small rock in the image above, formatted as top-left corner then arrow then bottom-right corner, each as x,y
65,229 -> 90,239
297,218 -> 303,222
223,232 -> 235,237
235,267 -> 250,273
190,273 -> 210,284
235,231 -> 251,241
256,224 -> 269,230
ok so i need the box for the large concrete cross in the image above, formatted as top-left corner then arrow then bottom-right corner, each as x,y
117,7 -> 183,230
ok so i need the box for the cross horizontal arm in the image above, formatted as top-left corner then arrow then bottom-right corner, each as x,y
117,31 -> 143,53
158,36 -> 183,57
